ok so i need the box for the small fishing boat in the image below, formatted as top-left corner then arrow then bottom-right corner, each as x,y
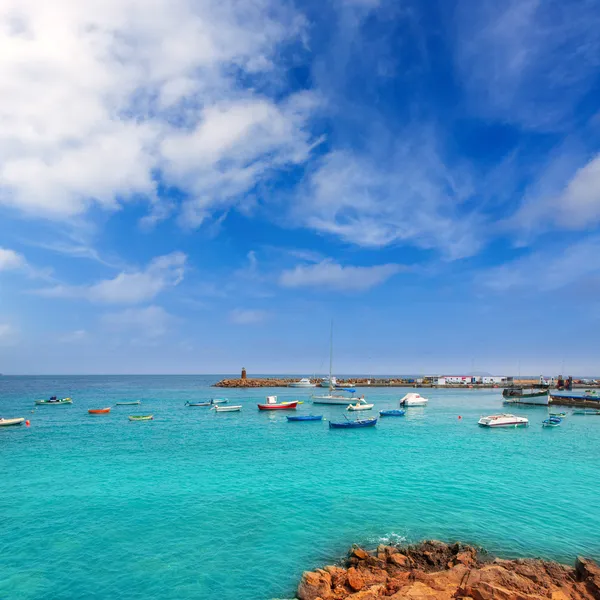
542,417 -> 561,427
572,409 -> 600,415
379,409 -> 406,417
400,393 -> 428,407
289,378 -> 317,388
286,415 -> 323,421
128,415 -> 153,421
88,408 -> 111,415
116,401 -> 141,406
329,417 -> 377,429
502,387 -> 549,405
185,401 -> 211,407
257,396 -> 298,411
35,397 -> 72,405
212,405 -> 242,412
0,417 -> 25,427
347,402 -> 374,411
549,412 -> 567,418
211,399 -> 228,404
550,392 -> 600,403
478,414 -> 529,428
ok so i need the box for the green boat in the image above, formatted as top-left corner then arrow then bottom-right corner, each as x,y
128,415 -> 153,421
549,412 -> 567,418
35,397 -> 72,405
572,409 -> 600,416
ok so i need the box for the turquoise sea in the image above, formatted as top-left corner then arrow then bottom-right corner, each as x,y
1,375 -> 600,599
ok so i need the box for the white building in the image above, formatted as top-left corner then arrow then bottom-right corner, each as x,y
437,375 -> 507,385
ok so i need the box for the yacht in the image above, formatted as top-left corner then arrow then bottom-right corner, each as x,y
478,414 -> 529,428
320,376 -> 337,388
289,378 -> 317,388
400,393 -> 428,407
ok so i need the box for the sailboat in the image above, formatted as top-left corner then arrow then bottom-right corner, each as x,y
312,322 -> 367,406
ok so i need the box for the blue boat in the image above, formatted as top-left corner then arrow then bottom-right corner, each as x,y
379,409 -> 406,417
286,415 -> 323,422
329,417 -> 377,429
542,417 -> 561,427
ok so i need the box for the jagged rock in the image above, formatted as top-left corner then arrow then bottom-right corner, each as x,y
297,570 -> 333,600
576,556 -> 600,596
351,547 -> 370,560
347,567 -> 365,591
388,553 -> 409,568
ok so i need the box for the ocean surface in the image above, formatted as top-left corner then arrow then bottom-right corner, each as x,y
1,376 -> 600,600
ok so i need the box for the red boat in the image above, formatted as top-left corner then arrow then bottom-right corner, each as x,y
257,396 -> 298,411
88,408 -> 111,415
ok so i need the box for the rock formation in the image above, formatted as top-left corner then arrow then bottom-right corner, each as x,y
296,540 -> 600,600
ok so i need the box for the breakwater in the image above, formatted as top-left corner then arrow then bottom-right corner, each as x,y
296,540 -> 600,599
213,377 -> 501,388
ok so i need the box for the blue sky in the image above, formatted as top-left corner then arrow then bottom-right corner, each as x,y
1,0 -> 600,375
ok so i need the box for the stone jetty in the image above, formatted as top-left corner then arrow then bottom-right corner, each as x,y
296,540 -> 600,600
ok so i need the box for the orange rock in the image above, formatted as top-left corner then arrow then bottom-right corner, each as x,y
389,553 -> 410,568
352,547 -> 370,561
347,567 -> 365,591
297,570 -> 333,600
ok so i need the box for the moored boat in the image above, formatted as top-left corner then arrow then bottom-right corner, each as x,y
88,408 -> 111,415
185,401 -> 211,407
478,414 -> 529,428
502,387 -> 548,403
116,401 -> 141,406
128,415 -> 153,421
289,378 -> 317,388
286,415 -> 323,421
549,412 -> 567,418
257,396 -> 298,410
542,417 -> 561,427
212,404 -> 242,412
400,393 -> 428,407
550,392 -> 600,404
35,397 -> 72,405
0,417 -> 25,427
572,409 -> 600,415
329,417 -> 377,429
379,409 -> 406,417
347,402 -> 374,411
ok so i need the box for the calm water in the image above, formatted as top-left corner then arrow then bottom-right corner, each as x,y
1,376 -> 599,600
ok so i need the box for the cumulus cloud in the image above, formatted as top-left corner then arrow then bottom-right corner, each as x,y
102,305 -> 173,338
0,0 -> 316,222
279,259 -> 405,291
37,252 -> 186,304
229,308 -> 267,324
0,247 -> 26,271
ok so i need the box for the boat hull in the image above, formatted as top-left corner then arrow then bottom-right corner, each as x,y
129,415 -> 153,421
213,405 -> 242,412
286,415 -> 323,421
347,403 -> 374,411
503,393 -> 548,406
329,418 -> 377,429
0,418 -> 25,427
35,398 -> 72,405
379,410 -> 406,417
116,401 -> 140,406
88,408 -> 111,415
313,396 -> 358,405
257,402 -> 298,410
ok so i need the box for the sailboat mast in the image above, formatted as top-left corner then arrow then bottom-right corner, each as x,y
329,320 -> 333,391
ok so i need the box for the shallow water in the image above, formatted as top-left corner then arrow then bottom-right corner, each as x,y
1,376 -> 599,599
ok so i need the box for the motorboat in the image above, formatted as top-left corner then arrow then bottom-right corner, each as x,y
400,393 -> 428,407
0,417 -> 25,427
212,405 -> 242,412
289,378 -> 316,388
502,387 -> 548,405
347,402 -> 374,411
257,396 -> 298,411
320,377 -> 337,388
88,408 -> 111,415
128,415 -> 153,421
286,415 -> 323,421
329,417 -> 377,429
478,414 -> 529,428
35,397 -> 72,405
379,409 -> 406,417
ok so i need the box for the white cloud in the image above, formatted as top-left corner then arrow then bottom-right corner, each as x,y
58,329 -> 88,343
482,236 -> 600,292
0,247 -> 26,271
0,0 -> 316,222
229,308 -> 267,324
102,305 -> 173,338
0,323 -> 18,345
279,259 -> 405,291
37,252 -> 186,304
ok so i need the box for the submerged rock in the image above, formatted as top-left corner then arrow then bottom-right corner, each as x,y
296,541 -> 599,600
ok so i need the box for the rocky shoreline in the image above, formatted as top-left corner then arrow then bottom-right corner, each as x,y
296,540 -> 600,599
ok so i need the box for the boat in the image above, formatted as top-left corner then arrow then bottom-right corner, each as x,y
289,378 -> 317,388
185,401 -> 211,407
549,412 -> 567,418
542,417 -> 561,427
211,398 -> 228,404
88,408 -> 111,415
347,402 -> 374,411
379,409 -> 406,417
502,387 -> 549,405
400,393 -> 428,407
286,415 -> 323,421
115,401 -> 141,406
478,414 -> 529,428
572,409 -> 600,415
0,417 -> 25,427
320,376 -> 337,388
257,396 -> 298,410
35,397 -> 72,405
212,405 -> 242,412
550,392 -> 600,404
329,417 -> 377,429
128,415 -> 153,421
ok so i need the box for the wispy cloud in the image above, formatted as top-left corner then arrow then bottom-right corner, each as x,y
36,252 -> 186,304
279,259 -> 405,291
0,247 -> 26,271
0,322 -> 18,346
229,308 -> 268,324
58,329 -> 88,343
102,306 -> 174,338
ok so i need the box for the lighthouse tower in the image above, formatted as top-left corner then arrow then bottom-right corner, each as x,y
241,367 -> 247,380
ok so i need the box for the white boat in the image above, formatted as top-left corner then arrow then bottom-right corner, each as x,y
478,414 -> 529,428
347,402 -> 374,411
0,417 -> 25,427
312,323 -> 368,406
211,405 -> 242,412
289,378 -> 317,388
400,393 -> 428,407
320,377 -> 337,388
